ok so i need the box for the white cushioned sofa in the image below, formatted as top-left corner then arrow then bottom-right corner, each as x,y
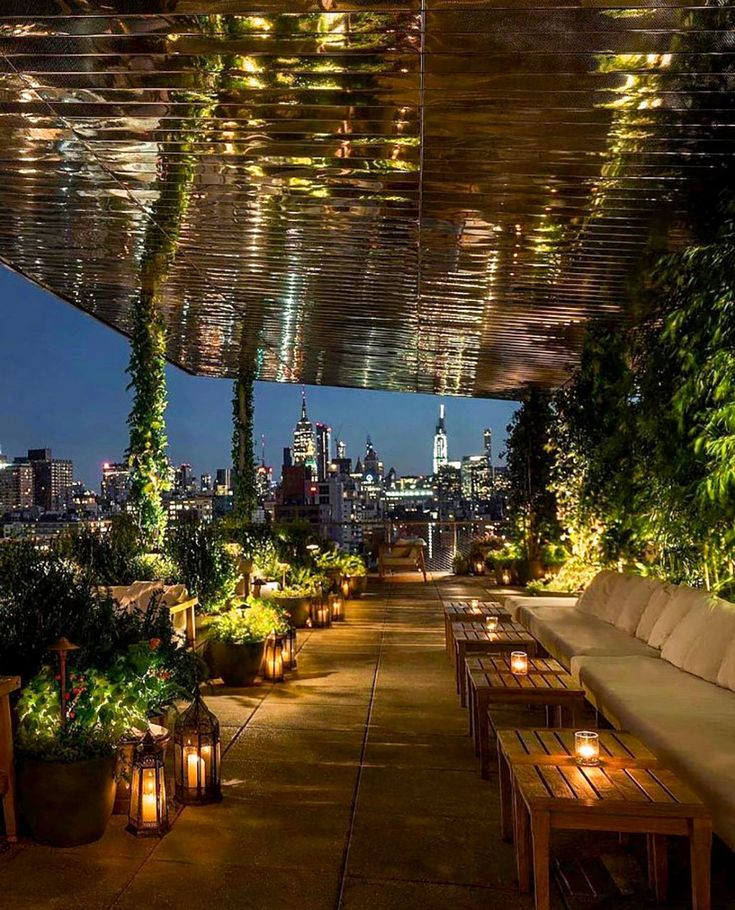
503,571 -> 735,851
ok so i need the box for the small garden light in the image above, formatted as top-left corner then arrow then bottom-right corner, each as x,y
330,594 -> 344,622
263,632 -> 285,682
283,625 -> 297,671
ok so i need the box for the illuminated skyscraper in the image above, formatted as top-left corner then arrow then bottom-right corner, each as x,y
432,404 -> 448,475
316,422 -> 331,482
292,391 -> 317,475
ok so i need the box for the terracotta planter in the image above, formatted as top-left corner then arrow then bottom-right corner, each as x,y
209,639 -> 266,686
274,596 -> 312,628
18,754 -> 116,846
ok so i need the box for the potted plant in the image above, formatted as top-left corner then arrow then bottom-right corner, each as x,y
270,584 -> 313,628
208,602 -> 288,686
15,665 -> 147,846
341,555 -> 368,596
452,552 -> 471,576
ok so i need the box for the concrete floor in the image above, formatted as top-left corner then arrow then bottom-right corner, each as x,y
2,576 -> 733,909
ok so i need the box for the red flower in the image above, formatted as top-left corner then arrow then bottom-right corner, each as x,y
149,638 -> 162,651
54,674 -> 61,682
63,692 -> 71,701
68,711 -> 76,720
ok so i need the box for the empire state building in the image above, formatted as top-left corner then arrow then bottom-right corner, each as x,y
433,404 -> 448,474
292,392 -> 317,474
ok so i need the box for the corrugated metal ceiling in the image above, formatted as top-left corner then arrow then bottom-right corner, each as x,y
0,1 -> 732,395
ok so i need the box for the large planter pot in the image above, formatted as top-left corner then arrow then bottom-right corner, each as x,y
349,576 -> 368,596
209,639 -> 266,687
274,596 -> 312,628
18,754 -> 116,846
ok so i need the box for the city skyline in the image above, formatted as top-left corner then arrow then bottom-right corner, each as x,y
0,266 -> 519,490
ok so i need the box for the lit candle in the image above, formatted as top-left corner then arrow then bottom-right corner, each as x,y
470,598 -> 480,612
185,746 -> 204,788
486,616 -> 499,631
574,731 -> 600,766
141,768 -> 158,824
200,744 -> 212,778
332,597 -> 342,619
510,651 -> 528,675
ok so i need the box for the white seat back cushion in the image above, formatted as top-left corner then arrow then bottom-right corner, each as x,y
717,633 -> 735,692
613,575 -> 661,635
661,594 -> 735,684
635,583 -> 674,642
575,570 -> 621,624
647,586 -> 703,650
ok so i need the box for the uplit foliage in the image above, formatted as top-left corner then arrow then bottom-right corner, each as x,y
126,290 -> 170,548
210,601 -> 289,644
232,368 -> 258,519
166,513 -> 238,613
504,390 -> 559,568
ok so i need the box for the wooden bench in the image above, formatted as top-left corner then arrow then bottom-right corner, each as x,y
0,676 -> 20,842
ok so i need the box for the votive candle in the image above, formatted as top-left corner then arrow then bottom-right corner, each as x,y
574,731 -> 600,767
510,651 -> 528,675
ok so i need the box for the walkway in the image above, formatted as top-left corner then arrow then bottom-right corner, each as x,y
3,576 -> 732,909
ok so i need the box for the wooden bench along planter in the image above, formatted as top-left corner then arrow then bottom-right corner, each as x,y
0,676 -> 20,842
497,728 -> 712,910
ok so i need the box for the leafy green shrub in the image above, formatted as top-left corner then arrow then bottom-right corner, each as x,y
130,551 -> 177,583
166,514 -> 237,613
210,601 -> 288,644
526,558 -> 600,595
0,541 -> 115,682
452,553 -> 470,575
16,666 -> 147,762
55,513 -> 143,585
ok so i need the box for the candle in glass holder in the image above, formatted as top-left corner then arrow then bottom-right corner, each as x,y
510,651 -> 528,675
574,731 -> 600,766
485,616 -> 499,632
141,768 -> 158,824
470,598 -> 480,613
185,745 -> 205,788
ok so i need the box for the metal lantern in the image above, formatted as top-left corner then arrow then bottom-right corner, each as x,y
283,625 -> 298,671
330,594 -> 344,622
127,731 -> 169,837
263,632 -> 285,682
340,576 -> 351,599
311,597 -> 331,629
174,692 -> 222,805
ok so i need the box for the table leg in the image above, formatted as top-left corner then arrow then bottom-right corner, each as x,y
469,683 -> 476,742
445,616 -> 451,659
480,700 -> 493,779
531,810 -> 551,910
455,642 -> 462,695
498,745 -> 513,841
647,833 -> 668,903
689,817 -> 712,910
459,647 -> 468,706
514,785 -> 531,893
570,695 -> 585,728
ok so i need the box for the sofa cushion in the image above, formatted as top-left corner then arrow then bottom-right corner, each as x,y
635,582 -> 675,643
518,604 -> 659,671
661,593 -> 735,684
503,595 -> 578,622
648,586 -> 703,650
612,574 -> 661,635
575,570 -> 620,624
572,655 -> 735,852
717,633 -> 735,692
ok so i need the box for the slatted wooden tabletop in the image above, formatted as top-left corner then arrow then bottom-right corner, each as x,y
466,655 -> 563,675
454,626 -> 538,706
498,728 -> 712,910
469,661 -> 585,778
443,603 -> 512,657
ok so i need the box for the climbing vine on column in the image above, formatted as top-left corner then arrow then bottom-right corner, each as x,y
126,290 -> 170,548
232,368 -> 257,519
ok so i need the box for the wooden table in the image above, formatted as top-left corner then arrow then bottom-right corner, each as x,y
0,676 -> 20,841
444,603 -> 511,658
497,729 -> 711,910
454,623 -> 538,707
467,657 -> 584,779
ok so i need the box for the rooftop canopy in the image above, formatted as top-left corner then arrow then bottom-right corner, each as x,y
0,1 -> 731,396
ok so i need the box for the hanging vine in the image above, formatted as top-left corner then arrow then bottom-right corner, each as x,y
232,368 -> 257,519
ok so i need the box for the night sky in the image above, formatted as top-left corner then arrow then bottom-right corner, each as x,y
0,266 -> 518,490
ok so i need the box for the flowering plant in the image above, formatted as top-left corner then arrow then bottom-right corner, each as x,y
16,666 -> 148,763
210,601 -> 289,644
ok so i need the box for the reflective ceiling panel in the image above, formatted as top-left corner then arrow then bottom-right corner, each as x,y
0,1 -> 732,396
